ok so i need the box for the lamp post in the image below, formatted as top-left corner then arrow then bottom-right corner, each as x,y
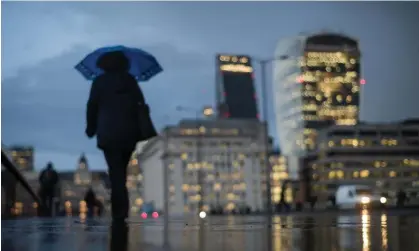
252,55 -> 291,215
252,55 -> 292,251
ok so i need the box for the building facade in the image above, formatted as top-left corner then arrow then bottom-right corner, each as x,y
8,146 -> 34,172
59,154 -> 110,215
216,54 -> 259,120
126,146 -> 145,215
13,171 -> 41,216
273,32 -> 362,178
309,119 -> 419,201
139,119 -> 269,215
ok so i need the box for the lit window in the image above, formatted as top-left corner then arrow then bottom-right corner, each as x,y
135,198 -> 143,206
226,202 -> 235,211
389,171 -> 397,178
169,185 -> 175,192
336,170 -> 344,179
360,170 -> 369,178
227,193 -> 235,200
181,153 -> 188,160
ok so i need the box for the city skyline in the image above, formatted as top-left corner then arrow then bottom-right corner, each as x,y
2,2 -> 419,170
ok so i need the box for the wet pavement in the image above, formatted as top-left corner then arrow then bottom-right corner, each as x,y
2,210 -> 419,251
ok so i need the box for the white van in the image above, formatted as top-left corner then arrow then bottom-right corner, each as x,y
335,185 -> 387,209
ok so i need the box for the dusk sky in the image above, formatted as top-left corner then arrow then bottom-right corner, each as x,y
2,1 -> 419,171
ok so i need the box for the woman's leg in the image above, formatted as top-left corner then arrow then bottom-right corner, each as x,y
103,149 -> 133,221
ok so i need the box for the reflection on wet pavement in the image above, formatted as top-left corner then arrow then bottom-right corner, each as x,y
2,210 -> 419,251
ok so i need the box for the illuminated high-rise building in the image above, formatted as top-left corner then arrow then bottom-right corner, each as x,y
216,54 -> 259,120
273,32 -> 362,178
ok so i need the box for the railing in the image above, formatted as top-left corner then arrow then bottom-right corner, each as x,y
1,149 -> 43,214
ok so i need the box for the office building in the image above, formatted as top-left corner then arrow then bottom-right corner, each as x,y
308,119 -> 419,201
216,54 -> 259,119
273,32 -> 362,178
8,146 -> 34,172
139,119 -> 268,215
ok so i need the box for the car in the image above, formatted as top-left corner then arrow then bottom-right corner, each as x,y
335,185 -> 387,209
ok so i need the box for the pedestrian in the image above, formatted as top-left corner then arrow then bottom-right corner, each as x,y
396,189 -> 408,208
85,51 -> 150,222
38,162 -> 59,216
310,195 -> 318,211
84,187 -> 97,217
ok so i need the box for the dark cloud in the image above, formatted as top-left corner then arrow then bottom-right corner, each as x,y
2,43 -> 215,169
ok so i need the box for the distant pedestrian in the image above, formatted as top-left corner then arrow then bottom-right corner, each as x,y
396,189 -> 408,208
84,187 -> 97,217
38,162 -> 59,216
310,196 -> 318,211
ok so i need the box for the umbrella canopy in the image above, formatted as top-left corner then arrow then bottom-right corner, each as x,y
75,45 -> 163,81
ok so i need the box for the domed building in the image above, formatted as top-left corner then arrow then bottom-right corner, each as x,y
74,153 -> 91,185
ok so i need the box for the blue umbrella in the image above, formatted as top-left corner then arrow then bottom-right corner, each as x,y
75,45 -> 163,81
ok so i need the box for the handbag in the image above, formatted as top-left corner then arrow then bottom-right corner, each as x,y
138,103 -> 158,141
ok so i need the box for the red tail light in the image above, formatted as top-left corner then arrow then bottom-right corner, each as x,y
152,212 -> 159,218
141,212 -> 147,219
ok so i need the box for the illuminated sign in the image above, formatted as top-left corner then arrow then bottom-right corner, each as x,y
218,55 -> 252,73
219,55 -> 249,63
220,64 -> 253,73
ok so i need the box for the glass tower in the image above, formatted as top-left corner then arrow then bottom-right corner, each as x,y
216,54 -> 259,120
273,33 -> 362,177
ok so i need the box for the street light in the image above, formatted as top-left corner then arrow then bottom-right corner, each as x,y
252,55 -> 292,216
252,55 -> 292,251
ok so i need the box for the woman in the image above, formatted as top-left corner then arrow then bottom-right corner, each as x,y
85,51 -> 145,222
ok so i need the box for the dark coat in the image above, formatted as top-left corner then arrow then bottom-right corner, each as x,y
84,188 -> 97,208
39,167 -> 59,193
86,72 -> 145,150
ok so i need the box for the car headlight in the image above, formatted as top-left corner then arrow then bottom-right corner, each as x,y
361,196 -> 371,204
380,197 -> 387,204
